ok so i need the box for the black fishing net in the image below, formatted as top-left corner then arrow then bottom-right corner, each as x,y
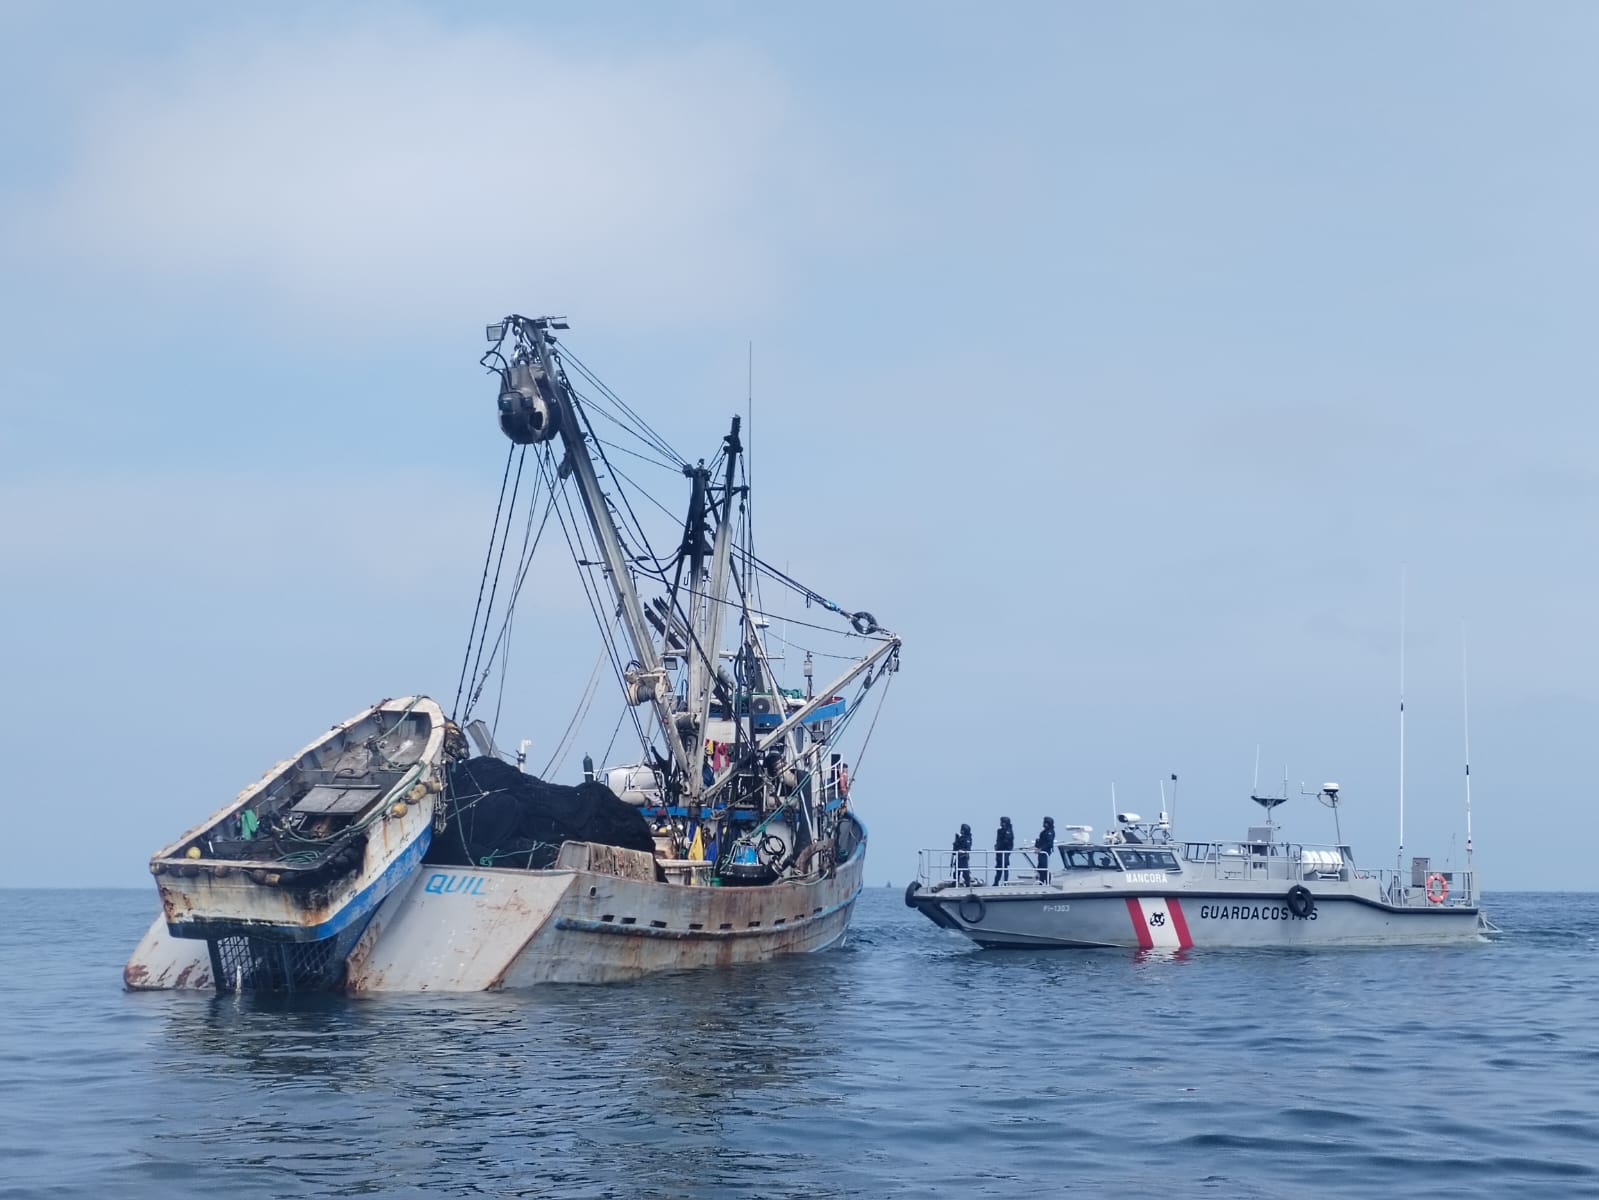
425,755 -> 656,869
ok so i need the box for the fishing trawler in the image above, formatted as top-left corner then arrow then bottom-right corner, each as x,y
906,783 -> 1494,949
126,314 -> 901,991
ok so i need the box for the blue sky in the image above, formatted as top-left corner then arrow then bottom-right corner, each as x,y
3,2 -> 1596,890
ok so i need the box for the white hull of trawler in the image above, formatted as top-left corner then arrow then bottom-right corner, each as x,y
124,820 -> 866,991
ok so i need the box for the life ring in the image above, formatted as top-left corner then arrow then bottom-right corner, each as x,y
1425,873 -> 1449,904
957,893 -> 985,924
1286,884 -> 1316,918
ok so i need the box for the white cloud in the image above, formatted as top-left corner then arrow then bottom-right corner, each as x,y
18,17 -> 856,331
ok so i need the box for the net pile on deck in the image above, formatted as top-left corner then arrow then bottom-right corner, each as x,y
425,755 -> 656,870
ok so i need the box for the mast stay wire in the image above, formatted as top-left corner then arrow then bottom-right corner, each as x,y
462,445 -> 528,721
457,444 -> 537,720
472,455 -> 556,727
582,433 -> 883,649
558,346 -> 686,468
544,452 -> 656,765
568,382 -> 682,470
568,380 -> 675,583
591,433 -> 679,474
453,443 -> 518,721
542,639 -> 610,778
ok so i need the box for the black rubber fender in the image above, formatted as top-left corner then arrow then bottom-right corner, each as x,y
904,881 -> 921,908
851,611 -> 880,636
958,893 -> 985,924
1286,884 -> 1315,918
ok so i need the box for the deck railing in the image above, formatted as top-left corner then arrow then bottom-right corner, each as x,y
916,846 -> 1479,907
918,848 -> 1061,886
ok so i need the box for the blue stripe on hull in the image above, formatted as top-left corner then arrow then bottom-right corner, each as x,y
167,825 -> 432,944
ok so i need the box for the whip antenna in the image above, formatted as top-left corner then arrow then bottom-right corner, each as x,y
1462,621 -> 1473,864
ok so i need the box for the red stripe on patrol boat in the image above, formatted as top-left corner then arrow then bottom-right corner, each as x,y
1125,897 -> 1153,949
1167,898 -> 1194,949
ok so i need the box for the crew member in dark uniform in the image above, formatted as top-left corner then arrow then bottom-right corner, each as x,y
993,816 -> 1014,885
1034,817 -> 1055,882
952,823 -> 973,885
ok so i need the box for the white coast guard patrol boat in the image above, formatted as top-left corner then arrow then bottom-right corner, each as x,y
907,785 -> 1495,950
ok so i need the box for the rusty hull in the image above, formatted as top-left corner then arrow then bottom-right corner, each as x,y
128,833 -> 866,992
124,915 -> 213,991
344,836 -> 865,991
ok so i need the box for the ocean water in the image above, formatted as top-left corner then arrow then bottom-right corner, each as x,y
2,889 -> 1596,1199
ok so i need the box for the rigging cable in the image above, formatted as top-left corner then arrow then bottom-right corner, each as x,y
544,453 -> 655,765
542,640 -> 610,778
846,668 -> 896,786
453,443 -> 518,720
570,385 -> 672,582
462,444 -> 529,722
559,346 -> 686,467
466,456 -> 558,720
600,704 -> 629,770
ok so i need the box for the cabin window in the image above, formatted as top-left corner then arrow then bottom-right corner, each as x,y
1060,847 -> 1121,870
1115,849 -> 1180,872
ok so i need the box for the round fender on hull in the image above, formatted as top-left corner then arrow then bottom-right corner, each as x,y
904,881 -> 921,908
958,893 -> 985,924
1286,884 -> 1316,918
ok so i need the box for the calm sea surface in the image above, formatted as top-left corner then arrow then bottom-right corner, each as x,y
2,888 -> 1596,1198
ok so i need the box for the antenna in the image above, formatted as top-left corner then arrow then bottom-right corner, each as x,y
1398,566 -> 1407,871
1462,621 -> 1473,864
1252,745 -> 1261,794
1249,759 -> 1289,832
1306,780 -> 1343,847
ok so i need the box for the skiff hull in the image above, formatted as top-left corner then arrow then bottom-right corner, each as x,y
147,697 -> 447,944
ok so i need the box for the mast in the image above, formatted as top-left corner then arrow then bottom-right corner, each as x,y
680,462 -> 711,781
685,419 -> 742,797
1462,622 -> 1473,864
1397,566 -> 1407,872
521,317 -> 693,781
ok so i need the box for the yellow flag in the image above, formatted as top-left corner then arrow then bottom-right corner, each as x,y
689,824 -> 705,862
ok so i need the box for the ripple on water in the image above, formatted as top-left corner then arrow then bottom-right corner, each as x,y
2,890 -> 1599,1199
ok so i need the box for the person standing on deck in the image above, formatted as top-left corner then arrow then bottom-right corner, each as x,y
993,816 -> 1014,885
952,823 -> 973,885
1034,817 -> 1055,883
